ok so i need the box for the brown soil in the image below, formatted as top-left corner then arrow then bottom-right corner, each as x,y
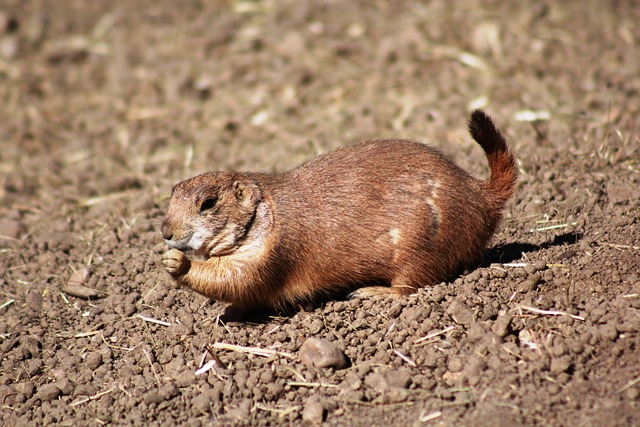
1,1 -> 639,426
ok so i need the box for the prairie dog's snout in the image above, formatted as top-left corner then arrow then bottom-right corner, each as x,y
162,176 -> 262,257
161,110 -> 517,310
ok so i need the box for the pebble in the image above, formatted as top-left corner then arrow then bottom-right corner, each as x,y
447,357 -> 464,373
598,323 -> 618,341
380,387 -> 410,404
86,351 -> 103,370
550,356 -> 572,374
492,269 -> 507,279
626,388 -> 639,401
74,383 -> 98,397
446,300 -> 474,326
55,378 -> 74,395
15,381 -> 35,399
299,338 -> 349,369
37,383 -> 62,401
517,273 -> 541,293
307,318 -> 324,335
491,314 -> 513,337
26,290 -> 43,312
534,260 -> 547,271
64,267 -> 102,299
302,400 -> 325,425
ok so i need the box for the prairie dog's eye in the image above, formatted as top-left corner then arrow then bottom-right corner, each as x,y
200,197 -> 217,212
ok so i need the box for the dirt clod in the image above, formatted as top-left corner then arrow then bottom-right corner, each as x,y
299,338 -> 349,370
37,383 -> 62,401
302,399 -> 325,425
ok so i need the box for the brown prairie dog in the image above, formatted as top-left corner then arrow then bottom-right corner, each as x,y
161,110 -> 517,310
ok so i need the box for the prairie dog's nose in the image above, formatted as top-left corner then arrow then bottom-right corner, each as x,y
161,220 -> 173,241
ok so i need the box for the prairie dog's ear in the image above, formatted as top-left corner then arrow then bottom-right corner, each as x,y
233,180 -> 247,201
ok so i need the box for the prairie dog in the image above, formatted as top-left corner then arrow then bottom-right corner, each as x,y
161,110 -> 517,309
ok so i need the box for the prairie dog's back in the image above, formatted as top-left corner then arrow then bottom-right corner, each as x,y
263,138 -> 499,299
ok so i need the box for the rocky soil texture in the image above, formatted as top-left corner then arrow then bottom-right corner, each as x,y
1,1 -> 639,426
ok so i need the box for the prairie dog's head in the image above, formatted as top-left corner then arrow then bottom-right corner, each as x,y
161,172 -> 262,257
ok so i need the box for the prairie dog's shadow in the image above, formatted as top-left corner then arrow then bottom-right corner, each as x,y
482,232 -> 583,266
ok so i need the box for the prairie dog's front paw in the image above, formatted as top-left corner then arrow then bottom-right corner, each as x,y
162,249 -> 190,276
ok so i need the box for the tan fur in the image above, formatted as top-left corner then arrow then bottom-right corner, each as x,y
161,110 -> 517,309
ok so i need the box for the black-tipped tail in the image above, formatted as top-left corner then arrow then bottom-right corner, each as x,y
468,110 -> 518,205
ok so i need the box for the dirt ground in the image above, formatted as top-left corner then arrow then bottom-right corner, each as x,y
1,1 -> 639,426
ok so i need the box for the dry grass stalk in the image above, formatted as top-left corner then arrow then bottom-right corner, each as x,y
143,349 -> 161,386
136,314 -> 171,326
212,342 -> 295,359
71,386 -> 118,407
618,375 -> 640,393
415,326 -> 455,344
419,410 -> 442,422
252,403 -> 300,418
393,349 -> 417,367
517,305 -> 585,321
195,359 -> 216,376
0,299 -> 15,310
287,381 -> 339,388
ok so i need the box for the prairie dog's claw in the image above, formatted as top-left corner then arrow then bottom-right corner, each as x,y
162,248 -> 189,276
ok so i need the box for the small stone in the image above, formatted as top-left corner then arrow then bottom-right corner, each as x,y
55,378 -> 74,396
599,324 -> 618,341
15,382 -> 35,399
447,357 -> 464,373
37,383 -> 62,401
307,318 -> 324,335
144,391 -> 164,405
534,261 -> 547,271
517,274 -> 541,293
380,387 -> 409,404
86,351 -> 103,370
74,383 -> 98,397
64,267 -> 102,299
491,314 -> 513,337
302,401 -> 325,425
626,388 -> 639,401
299,338 -> 349,369
550,356 -> 572,374
26,290 -> 43,312
492,269 -> 507,279
446,300 -> 474,326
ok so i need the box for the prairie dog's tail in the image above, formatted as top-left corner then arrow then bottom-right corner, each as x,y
468,109 -> 518,206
